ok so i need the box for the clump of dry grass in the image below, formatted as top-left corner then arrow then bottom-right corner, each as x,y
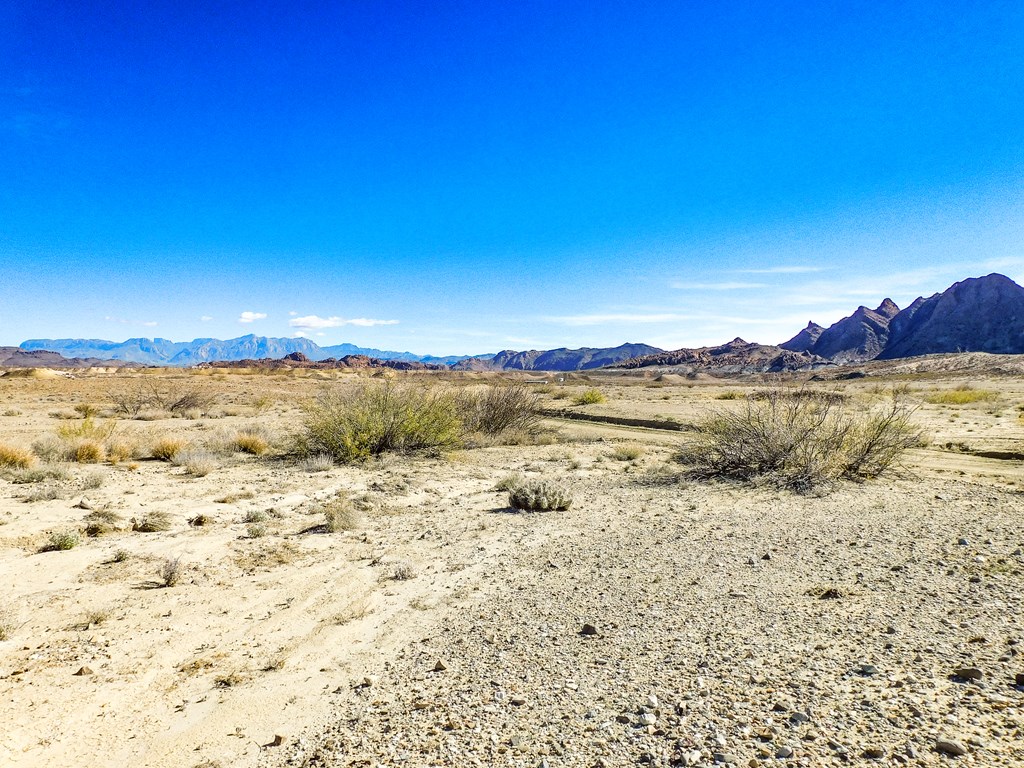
609,444 -> 645,461
160,556 -> 183,587
45,530 -> 81,551
508,478 -> 573,511
299,453 -> 334,472
0,608 -> 15,640
323,493 -> 362,532
233,431 -> 270,456
676,387 -> 924,492
83,509 -> 123,537
71,439 -> 106,464
133,511 -> 173,532
0,443 -> 35,469
390,561 -> 416,581
151,436 -> 188,462
173,449 -> 217,477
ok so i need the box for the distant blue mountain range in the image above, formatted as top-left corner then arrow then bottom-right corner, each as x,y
19,335 -> 485,367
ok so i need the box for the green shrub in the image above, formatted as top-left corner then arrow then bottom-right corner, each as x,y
46,530 -> 81,551
297,383 -> 462,462
572,389 -> 606,406
925,387 -> 997,405
456,384 -> 542,436
508,478 -> 573,511
676,387 -> 923,492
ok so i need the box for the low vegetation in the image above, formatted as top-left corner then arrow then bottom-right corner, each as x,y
676,387 -> 924,492
323,493 -> 361,532
925,386 -> 998,405
297,382 -> 542,463
0,443 -> 34,469
508,477 -> 573,511
572,388 -> 606,405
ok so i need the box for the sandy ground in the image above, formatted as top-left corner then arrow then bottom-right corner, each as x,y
1,368 -> 1022,767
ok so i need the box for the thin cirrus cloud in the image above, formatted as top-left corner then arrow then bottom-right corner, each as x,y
238,311 -> 268,323
670,281 -> 767,290
735,265 -> 825,274
288,314 -> 399,330
546,312 -> 696,327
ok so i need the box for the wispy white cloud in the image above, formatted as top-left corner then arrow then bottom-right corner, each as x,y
238,311 -> 267,323
670,281 -> 767,290
200,315 -> 213,322
289,314 -> 399,330
546,313 -> 696,327
736,265 -> 825,274
141,321 -> 158,327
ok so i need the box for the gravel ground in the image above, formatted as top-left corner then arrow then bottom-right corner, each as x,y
267,471 -> 1024,768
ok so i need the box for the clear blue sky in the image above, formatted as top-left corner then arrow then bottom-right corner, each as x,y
3,1 -> 1023,355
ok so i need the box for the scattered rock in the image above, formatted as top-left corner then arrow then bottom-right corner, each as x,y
432,660 -> 447,672
580,623 -> 599,636
775,746 -> 794,758
953,667 -> 983,681
863,746 -> 885,759
73,666 -> 93,676
935,738 -> 968,756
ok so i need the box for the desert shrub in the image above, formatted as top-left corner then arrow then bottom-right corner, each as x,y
23,484 -> 65,502
173,450 -> 217,477
233,431 -> 270,456
46,530 -> 81,551
57,417 -> 117,442
79,470 -> 104,489
297,383 -> 462,462
0,608 -> 13,640
491,472 -> 525,492
151,436 -> 188,461
925,387 -> 998,405
323,493 -> 361,532
243,509 -> 268,524
508,478 -> 573,511
111,548 -> 130,563
715,390 -> 743,400
74,403 -> 100,418
609,444 -> 645,461
246,523 -> 268,538
675,387 -> 923,492
300,453 -> 334,472
83,509 -> 123,537
0,444 -> 34,469
111,381 -> 215,417
31,434 -> 67,463
105,436 -> 142,463
133,511 -> 173,532
160,556 -> 182,586
456,384 -> 542,436
390,561 -> 416,581
572,388 -> 606,406
71,439 -> 106,464
6,465 -> 71,484
751,388 -> 847,405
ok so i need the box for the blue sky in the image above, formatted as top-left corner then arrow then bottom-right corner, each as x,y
2,0 -> 1023,355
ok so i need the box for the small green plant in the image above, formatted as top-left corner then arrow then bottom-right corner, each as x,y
572,389 -> 606,406
508,478 -> 573,511
74,403 -> 100,418
246,522 -> 268,538
110,549 -> 131,563
46,530 -> 81,551
243,509 -> 268,524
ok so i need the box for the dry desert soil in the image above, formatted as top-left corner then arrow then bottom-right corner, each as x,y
1,367 -> 1023,768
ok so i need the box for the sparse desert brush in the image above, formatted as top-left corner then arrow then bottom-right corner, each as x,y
925,387 -> 998,405
150,436 -> 188,461
675,387 -> 924,493
56,417 -> 117,442
3,408 -> 21,416
572,388 -> 606,406
323,493 -> 361,532
456,383 -> 543,437
172,449 -> 217,477
71,438 -> 106,464
79,470 -> 104,489
390,561 -> 416,581
23,483 -> 65,502
84,509 -> 123,537
0,608 -> 13,640
300,453 -> 334,472
233,431 -> 270,456
160,556 -> 183,587
715,390 -> 743,400
6,465 -> 70,484
133,511 -> 173,532
0,443 -> 35,469
104,436 -> 142,463
110,381 -> 215,417
110,548 -> 131,563
296,382 -> 462,462
609,443 -> 645,461
31,434 -> 68,463
508,477 -> 573,511
74,403 -> 100,418
243,509 -> 268,524
45,530 -> 81,551
246,522 -> 268,538
491,472 -> 525,492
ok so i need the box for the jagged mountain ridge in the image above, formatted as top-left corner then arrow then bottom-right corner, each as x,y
19,335 -> 483,367
782,298 -> 900,363
451,343 -> 662,371
614,338 -> 825,373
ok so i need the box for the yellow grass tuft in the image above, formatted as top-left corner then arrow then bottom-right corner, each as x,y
0,443 -> 35,469
151,436 -> 188,461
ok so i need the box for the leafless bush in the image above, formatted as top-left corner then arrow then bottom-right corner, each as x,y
323,493 -> 362,532
676,387 -> 923,492
160,556 -> 183,587
110,381 -> 215,417
456,384 -> 543,436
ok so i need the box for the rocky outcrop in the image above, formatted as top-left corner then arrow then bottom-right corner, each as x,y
803,299 -> 900,363
452,344 -> 662,372
614,338 -> 827,373
779,322 -> 825,353
878,274 -> 1024,359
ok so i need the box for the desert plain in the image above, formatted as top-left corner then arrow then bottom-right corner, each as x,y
1,362 -> 1023,768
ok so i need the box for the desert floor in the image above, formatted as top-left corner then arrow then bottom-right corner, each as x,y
1,367 -> 1022,767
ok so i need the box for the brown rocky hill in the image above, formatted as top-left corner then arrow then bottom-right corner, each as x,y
0,347 -> 137,369
783,298 -> 900,362
613,338 -> 826,373
452,343 -> 661,371
198,352 -> 445,371
778,321 -> 825,353
878,273 -> 1024,359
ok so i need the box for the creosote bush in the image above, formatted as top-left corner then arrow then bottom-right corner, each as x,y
456,384 -> 543,437
508,478 -> 573,511
675,387 -> 924,492
572,388 -> 606,406
297,382 -> 463,463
